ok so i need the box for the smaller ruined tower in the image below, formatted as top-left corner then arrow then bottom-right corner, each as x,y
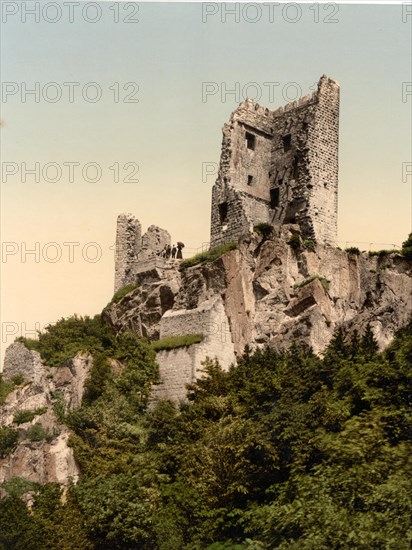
210,75 -> 340,246
114,214 -> 172,292
114,213 -> 142,293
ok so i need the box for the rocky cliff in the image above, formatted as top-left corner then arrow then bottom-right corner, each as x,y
0,344 -> 92,487
2,225 -> 411,483
106,225 -> 412,400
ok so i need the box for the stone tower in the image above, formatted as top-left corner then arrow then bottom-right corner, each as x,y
210,75 -> 340,246
114,213 -> 142,293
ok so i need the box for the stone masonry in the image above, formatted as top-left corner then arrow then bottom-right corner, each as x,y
210,75 -> 339,246
151,297 -> 236,402
114,213 -> 172,292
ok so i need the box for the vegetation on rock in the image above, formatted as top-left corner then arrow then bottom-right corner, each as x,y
25,424 -> 50,442
303,239 -> 315,251
368,249 -> 399,257
179,242 -> 238,271
401,233 -> 412,260
0,427 -> 19,459
253,223 -> 274,240
293,274 -> 330,292
287,233 -> 301,251
13,408 -> 48,425
0,374 -> 25,405
17,315 -> 111,368
345,246 -> 361,255
110,284 -> 140,305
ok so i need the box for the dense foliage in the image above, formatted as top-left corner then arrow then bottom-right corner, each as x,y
17,315 -> 113,368
1,321 -> 411,549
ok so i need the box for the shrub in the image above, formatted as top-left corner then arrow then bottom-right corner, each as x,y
294,274 -> 330,292
16,314 -> 111,368
11,373 -> 25,386
13,408 -> 47,425
303,239 -> 316,251
287,233 -> 301,251
345,247 -> 361,255
0,476 -> 39,498
26,424 -> 49,442
253,223 -> 274,240
152,334 -> 204,351
0,376 -> 14,404
368,249 -> 399,258
0,427 -> 19,458
52,391 -> 66,423
401,233 -> 412,261
179,242 -> 237,271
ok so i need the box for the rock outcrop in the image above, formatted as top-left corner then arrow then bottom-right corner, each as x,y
2,225 -> 411,481
0,344 -> 92,486
103,264 -> 181,340
105,224 -> 411,400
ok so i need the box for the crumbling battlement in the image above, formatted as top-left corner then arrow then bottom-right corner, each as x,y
211,75 -> 339,247
114,213 -> 172,292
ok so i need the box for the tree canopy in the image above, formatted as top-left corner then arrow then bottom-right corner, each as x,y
2,318 -> 411,549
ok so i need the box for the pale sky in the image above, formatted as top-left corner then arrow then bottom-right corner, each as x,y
1,1 -> 411,365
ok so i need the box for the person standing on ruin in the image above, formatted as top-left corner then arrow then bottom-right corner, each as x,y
165,244 -> 171,260
171,245 -> 177,259
176,242 -> 184,259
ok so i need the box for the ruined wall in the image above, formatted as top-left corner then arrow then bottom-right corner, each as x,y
211,101 -> 274,246
114,213 -> 141,293
269,92 -> 318,235
307,76 -> 339,243
151,297 -> 236,401
152,347 -> 198,402
210,75 -> 339,247
229,101 -> 273,202
211,185 -> 270,246
140,225 -> 171,260
114,215 -> 171,292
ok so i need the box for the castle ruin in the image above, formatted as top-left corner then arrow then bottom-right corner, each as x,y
211,75 -> 340,246
114,75 -> 340,294
2,74 -> 411,485
108,74 -> 410,403
114,213 -> 172,293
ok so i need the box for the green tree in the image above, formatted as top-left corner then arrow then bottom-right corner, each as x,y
0,496 -> 45,550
